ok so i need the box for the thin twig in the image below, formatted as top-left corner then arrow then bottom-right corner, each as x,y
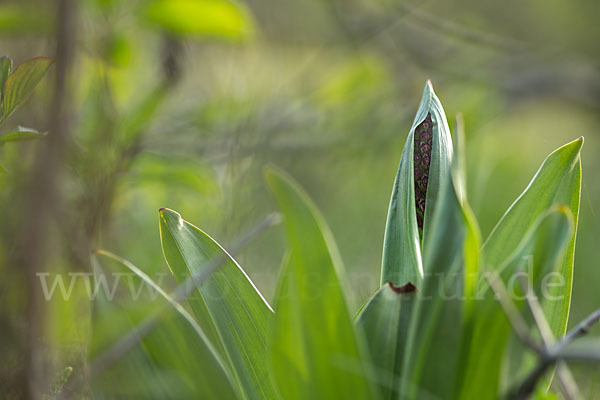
518,277 -> 581,400
555,363 -> 581,400
556,307 -> 600,349
485,271 -> 544,354
518,275 -> 554,346
504,277 -> 600,399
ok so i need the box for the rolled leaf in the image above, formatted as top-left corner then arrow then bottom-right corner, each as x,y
399,165 -> 473,400
381,80 -> 453,286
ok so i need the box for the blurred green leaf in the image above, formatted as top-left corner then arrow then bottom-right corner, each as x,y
355,282 -> 417,400
90,253 -> 240,399
0,56 -> 12,103
143,0 -> 254,40
459,207 -> 573,399
0,5 -> 52,36
0,126 -> 46,144
1,57 -> 54,123
483,138 -> 582,341
159,208 -> 278,400
265,166 -> 378,400
381,81 -> 453,286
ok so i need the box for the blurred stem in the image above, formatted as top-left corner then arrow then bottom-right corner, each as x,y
20,0 -> 76,398
508,303 -> 600,399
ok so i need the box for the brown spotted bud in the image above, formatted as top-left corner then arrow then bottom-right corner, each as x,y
413,113 -> 434,234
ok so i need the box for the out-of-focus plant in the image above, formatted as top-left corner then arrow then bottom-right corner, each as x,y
86,82 -> 598,400
0,55 -> 53,171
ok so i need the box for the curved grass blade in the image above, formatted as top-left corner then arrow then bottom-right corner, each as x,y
90,253 -> 240,399
265,166 -> 379,400
381,80 -> 453,286
159,208 -> 278,400
483,138 -> 582,344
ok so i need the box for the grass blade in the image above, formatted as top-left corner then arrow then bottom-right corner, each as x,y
265,166 -> 379,400
459,207 -> 574,399
89,254 -> 240,399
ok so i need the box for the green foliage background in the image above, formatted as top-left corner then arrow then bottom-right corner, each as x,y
0,0 -> 599,397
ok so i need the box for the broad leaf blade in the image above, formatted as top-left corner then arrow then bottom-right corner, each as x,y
381,80 -> 453,285
2,56 -> 53,122
90,254 -> 240,399
459,207 -> 574,399
265,166 -> 379,400
399,169 -> 471,400
356,282 -> 417,400
483,138 -> 582,338
159,208 -> 278,400
0,126 -> 46,144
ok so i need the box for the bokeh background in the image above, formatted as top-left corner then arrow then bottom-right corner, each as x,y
1,0 -> 599,397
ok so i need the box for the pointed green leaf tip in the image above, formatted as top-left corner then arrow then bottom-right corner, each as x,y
158,207 -> 278,400
381,80 -> 453,286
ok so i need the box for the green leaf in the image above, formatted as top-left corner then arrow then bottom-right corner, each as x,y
398,169 -> 473,400
143,0 -> 254,40
0,56 -> 12,104
483,138 -> 582,338
458,207 -> 574,399
90,253 -> 240,399
381,80 -> 453,286
265,166 -> 379,400
355,282 -> 417,400
0,126 -> 46,144
1,56 -> 54,122
0,5 -> 53,36
159,208 -> 278,400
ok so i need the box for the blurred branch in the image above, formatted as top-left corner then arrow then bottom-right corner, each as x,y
399,3 -> 527,53
518,276 -> 581,400
557,307 -> 600,348
485,272 -> 544,354
486,273 -> 600,399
